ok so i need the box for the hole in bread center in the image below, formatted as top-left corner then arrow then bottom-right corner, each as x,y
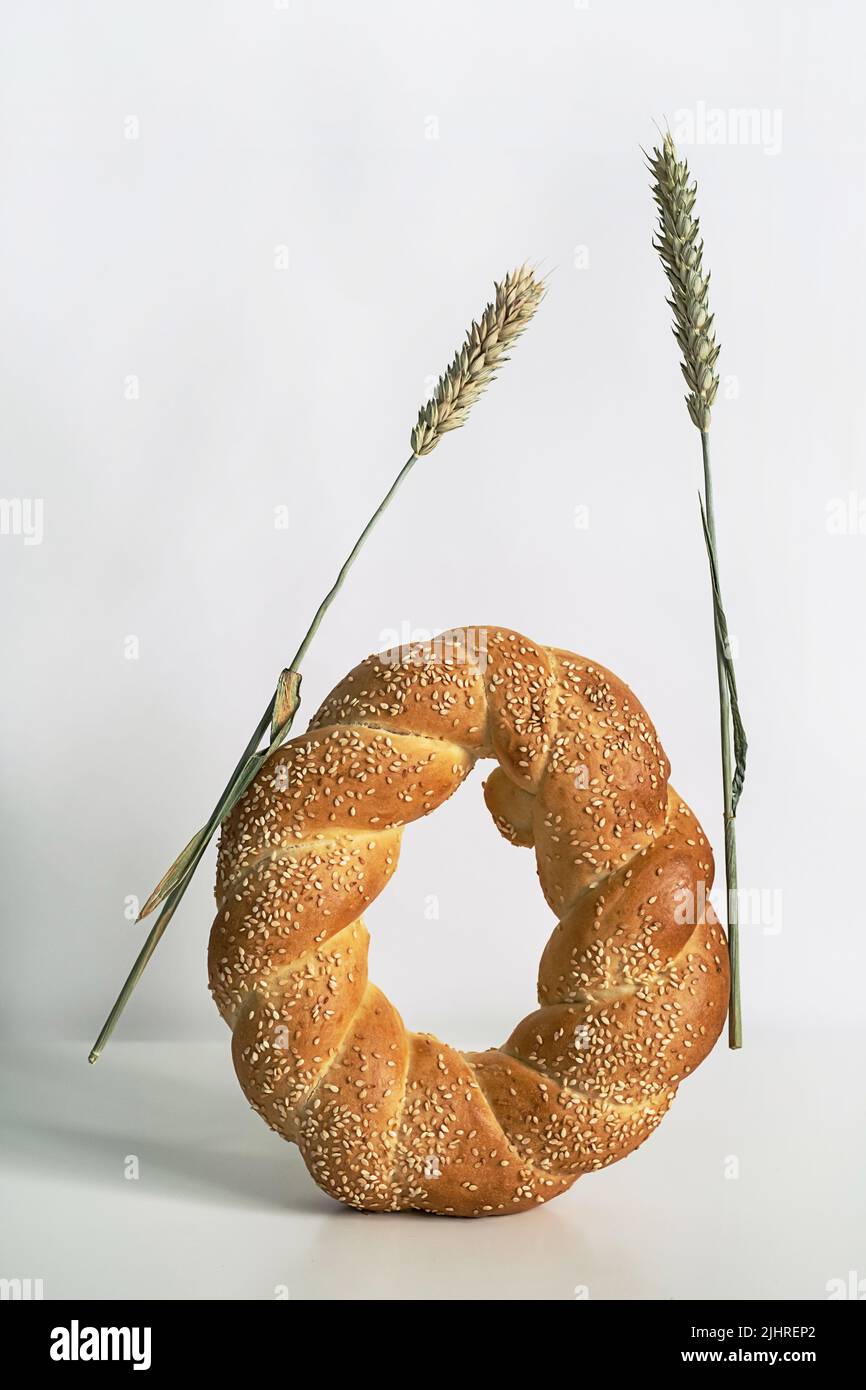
363,766 -> 545,1052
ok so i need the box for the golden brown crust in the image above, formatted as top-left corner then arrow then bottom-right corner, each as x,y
209,627 -> 728,1216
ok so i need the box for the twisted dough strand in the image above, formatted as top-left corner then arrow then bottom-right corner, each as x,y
209,628 -> 728,1217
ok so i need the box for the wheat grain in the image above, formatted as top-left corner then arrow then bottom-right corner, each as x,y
649,134 -> 720,431
411,264 -> 545,456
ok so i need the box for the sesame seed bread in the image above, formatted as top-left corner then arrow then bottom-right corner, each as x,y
209,627 -> 728,1217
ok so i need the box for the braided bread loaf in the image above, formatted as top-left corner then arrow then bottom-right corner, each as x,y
209,627 -> 728,1217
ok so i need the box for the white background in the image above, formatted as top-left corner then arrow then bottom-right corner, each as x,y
2,0 -> 864,1300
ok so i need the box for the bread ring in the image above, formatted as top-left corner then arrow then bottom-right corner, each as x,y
209,627 -> 728,1217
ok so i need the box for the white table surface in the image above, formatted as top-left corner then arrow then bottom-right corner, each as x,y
1,1034 -> 862,1301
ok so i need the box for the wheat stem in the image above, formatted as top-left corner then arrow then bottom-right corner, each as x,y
87,456 -> 418,1065
289,454 -> 418,671
701,431 -> 742,1048
649,133 -> 746,1050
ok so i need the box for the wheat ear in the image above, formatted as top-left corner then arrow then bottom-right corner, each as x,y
649,132 -> 747,1049
411,265 -> 545,455
89,265 -> 544,1063
649,135 -> 720,431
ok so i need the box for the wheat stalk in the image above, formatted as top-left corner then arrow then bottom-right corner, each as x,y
649,131 -> 747,1049
89,264 -> 544,1063
411,265 -> 545,455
